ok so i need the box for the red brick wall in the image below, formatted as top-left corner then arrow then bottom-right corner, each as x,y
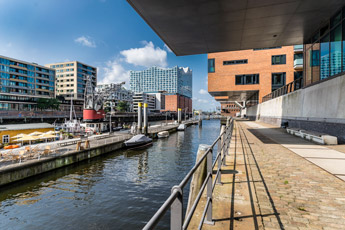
208,46 -> 295,103
163,95 -> 192,113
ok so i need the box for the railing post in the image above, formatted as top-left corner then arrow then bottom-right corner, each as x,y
171,186 -> 183,230
217,129 -> 223,184
205,149 -> 214,225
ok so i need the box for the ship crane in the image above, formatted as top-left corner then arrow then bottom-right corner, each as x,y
83,75 -> 105,121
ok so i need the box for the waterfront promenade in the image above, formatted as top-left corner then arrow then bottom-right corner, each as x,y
190,120 -> 345,230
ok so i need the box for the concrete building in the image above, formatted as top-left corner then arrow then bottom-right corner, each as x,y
45,61 -> 97,101
208,46 -> 303,116
0,55 -> 55,111
97,83 -> 133,112
133,92 -> 156,113
127,0 -> 345,142
130,66 -> 192,112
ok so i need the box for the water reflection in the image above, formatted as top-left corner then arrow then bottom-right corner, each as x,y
0,120 -> 221,230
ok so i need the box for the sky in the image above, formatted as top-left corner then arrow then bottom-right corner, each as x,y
0,0 -> 219,111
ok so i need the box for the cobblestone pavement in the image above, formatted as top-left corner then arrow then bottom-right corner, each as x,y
236,121 -> 345,230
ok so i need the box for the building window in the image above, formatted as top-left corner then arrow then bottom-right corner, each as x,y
272,72 -> 286,91
235,74 -> 259,85
223,59 -> 248,65
208,59 -> 215,73
2,135 -> 10,144
272,55 -> 286,65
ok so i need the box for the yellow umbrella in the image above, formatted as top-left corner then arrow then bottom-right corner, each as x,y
37,134 -> 57,142
12,133 -> 26,139
15,135 -> 40,145
29,131 -> 43,136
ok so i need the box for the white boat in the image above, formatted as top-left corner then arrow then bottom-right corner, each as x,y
177,124 -> 186,131
124,134 -> 152,148
157,131 -> 169,138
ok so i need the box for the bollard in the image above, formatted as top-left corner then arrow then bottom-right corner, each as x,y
143,103 -> 148,134
177,108 -> 182,124
138,102 -> 142,134
186,144 -> 210,216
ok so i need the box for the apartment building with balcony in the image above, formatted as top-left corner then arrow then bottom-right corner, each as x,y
45,61 -> 97,102
208,46 -> 303,116
0,55 -> 55,111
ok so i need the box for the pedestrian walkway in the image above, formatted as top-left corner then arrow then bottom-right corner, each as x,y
244,121 -> 345,181
190,120 -> 345,230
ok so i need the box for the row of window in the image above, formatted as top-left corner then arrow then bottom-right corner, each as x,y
235,74 -> 260,85
56,68 -> 74,73
234,73 -> 286,92
223,59 -> 248,65
208,54 -> 287,72
51,63 -> 74,68
57,84 -> 74,87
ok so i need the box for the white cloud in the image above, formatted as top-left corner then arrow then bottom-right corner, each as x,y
199,89 -> 208,95
100,59 -> 130,84
197,99 -> 208,103
74,36 -> 96,48
164,44 -> 173,53
120,41 -> 167,67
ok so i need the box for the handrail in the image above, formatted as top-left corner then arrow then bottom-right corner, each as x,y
142,117 -> 234,230
262,77 -> 303,102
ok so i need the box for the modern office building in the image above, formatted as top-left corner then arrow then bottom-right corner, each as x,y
207,46 -> 303,116
130,66 -> 192,112
97,83 -> 133,112
45,61 -> 97,101
0,55 -> 55,111
132,92 -> 156,112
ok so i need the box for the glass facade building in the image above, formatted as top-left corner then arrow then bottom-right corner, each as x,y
0,55 -> 55,110
130,66 -> 192,98
304,6 -> 345,86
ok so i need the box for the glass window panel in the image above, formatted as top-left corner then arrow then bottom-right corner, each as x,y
208,59 -> 215,73
312,43 -> 320,83
342,20 -> 345,72
330,25 -> 342,76
271,72 -> 286,91
320,33 -> 330,80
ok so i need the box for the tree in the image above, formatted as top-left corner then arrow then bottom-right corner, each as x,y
116,101 -> 129,112
37,98 -> 60,110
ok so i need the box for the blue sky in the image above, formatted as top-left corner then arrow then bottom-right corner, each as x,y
0,0 -> 219,111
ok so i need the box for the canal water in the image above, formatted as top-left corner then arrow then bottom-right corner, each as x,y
0,120 -> 220,230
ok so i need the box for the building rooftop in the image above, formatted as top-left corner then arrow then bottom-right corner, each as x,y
0,123 -> 54,131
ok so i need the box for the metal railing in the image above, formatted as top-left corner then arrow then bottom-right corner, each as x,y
143,117 -> 234,230
262,77 -> 303,102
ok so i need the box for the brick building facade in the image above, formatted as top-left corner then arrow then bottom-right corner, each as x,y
208,46 -> 302,116
163,94 -> 192,113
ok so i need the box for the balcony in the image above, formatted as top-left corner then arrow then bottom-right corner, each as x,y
294,45 -> 303,53
294,58 -> 303,70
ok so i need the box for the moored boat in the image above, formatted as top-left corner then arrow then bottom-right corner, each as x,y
124,134 -> 152,148
157,131 -> 169,138
177,124 -> 186,131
